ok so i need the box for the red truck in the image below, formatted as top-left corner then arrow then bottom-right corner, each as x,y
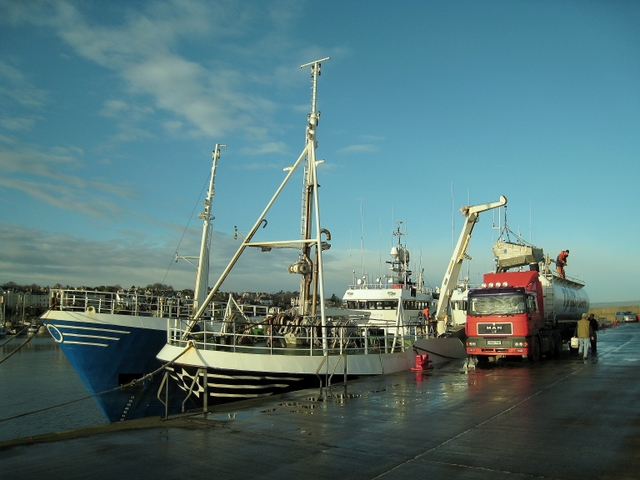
465,267 -> 589,362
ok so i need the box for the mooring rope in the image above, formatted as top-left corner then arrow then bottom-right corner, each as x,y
0,333 -> 22,349
0,331 -> 37,365
0,343 -> 193,424
413,343 -> 464,360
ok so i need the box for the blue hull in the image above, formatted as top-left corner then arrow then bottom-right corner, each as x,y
42,314 -> 190,422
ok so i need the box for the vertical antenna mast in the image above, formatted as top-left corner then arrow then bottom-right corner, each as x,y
298,57 -> 329,242
297,57 -> 330,315
193,143 -> 225,311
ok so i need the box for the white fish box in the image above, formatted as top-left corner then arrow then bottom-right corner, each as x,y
493,241 -> 544,268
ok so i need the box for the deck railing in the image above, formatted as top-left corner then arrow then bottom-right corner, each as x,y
346,282 -> 434,294
50,289 -> 196,318
49,289 -> 270,320
167,316 -> 429,356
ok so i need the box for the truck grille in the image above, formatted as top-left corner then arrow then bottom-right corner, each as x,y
477,322 -> 513,335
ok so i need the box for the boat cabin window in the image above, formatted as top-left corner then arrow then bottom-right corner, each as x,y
468,293 -> 527,316
375,300 -> 396,310
406,300 -> 428,311
346,300 -> 398,310
451,300 -> 468,312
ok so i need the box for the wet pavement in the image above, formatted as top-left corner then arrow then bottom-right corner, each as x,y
2,323 -> 640,479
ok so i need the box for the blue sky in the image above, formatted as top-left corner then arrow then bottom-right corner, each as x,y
0,0 -> 638,303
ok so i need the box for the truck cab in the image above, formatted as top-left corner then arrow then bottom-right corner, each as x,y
465,270 -> 562,361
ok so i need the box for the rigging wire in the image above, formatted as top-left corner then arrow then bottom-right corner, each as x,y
0,329 -> 36,365
0,326 -> 30,348
160,174 -> 210,286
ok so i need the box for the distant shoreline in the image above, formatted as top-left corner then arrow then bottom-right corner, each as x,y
591,301 -> 640,308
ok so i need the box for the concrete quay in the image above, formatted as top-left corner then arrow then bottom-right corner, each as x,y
1,323 -> 640,479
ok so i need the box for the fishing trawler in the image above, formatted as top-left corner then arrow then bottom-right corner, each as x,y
39,144 -> 261,422
156,58 -> 466,409
343,222 -> 436,336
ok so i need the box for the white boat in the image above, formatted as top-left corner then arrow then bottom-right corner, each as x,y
446,283 -> 473,331
156,58 -> 466,410
343,222 -> 436,336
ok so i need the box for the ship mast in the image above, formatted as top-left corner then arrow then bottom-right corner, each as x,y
193,144 -> 224,311
295,57 -> 329,316
175,144 -> 224,313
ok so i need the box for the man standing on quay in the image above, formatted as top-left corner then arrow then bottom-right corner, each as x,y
575,313 -> 594,360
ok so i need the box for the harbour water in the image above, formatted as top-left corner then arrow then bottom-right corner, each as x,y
0,333 -> 105,442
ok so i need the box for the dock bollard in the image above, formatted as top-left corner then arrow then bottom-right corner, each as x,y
411,353 -> 432,371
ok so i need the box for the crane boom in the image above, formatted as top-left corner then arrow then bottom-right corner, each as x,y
435,195 -> 507,335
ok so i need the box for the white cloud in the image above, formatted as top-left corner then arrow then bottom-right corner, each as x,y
358,134 -> 385,142
0,137 -> 79,175
0,137 -> 134,218
336,144 -> 381,155
99,100 -> 130,118
0,116 -> 38,132
241,142 -> 289,156
0,60 -> 49,108
163,120 -> 184,134
0,0 -> 323,162
34,1 -> 288,140
0,221 -> 343,294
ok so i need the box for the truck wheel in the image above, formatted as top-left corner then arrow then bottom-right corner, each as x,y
476,355 -> 489,365
528,336 -> 541,362
553,335 -> 563,357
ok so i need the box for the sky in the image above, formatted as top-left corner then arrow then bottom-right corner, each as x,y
0,0 -> 638,304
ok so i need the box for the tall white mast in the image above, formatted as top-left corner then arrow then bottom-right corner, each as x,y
297,57 -> 330,316
184,144 -> 224,312
193,143 -> 226,310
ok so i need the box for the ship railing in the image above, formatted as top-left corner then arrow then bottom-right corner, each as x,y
232,304 -> 275,318
347,283 -> 434,294
51,289 -> 198,318
51,289 -> 273,321
166,316 -> 430,356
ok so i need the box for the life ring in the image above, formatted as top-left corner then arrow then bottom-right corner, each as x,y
87,306 -> 96,314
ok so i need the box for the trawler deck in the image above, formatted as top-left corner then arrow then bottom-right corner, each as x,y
167,316 -> 430,357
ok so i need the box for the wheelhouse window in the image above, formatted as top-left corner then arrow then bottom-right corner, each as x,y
451,300 -> 468,312
346,299 -> 398,310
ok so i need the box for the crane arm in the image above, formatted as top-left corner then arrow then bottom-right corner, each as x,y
435,195 -> 507,335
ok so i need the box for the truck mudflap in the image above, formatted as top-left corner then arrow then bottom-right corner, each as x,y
466,347 -> 529,356
466,336 -> 529,355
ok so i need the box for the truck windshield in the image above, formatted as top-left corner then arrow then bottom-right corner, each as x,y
468,293 -> 526,316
